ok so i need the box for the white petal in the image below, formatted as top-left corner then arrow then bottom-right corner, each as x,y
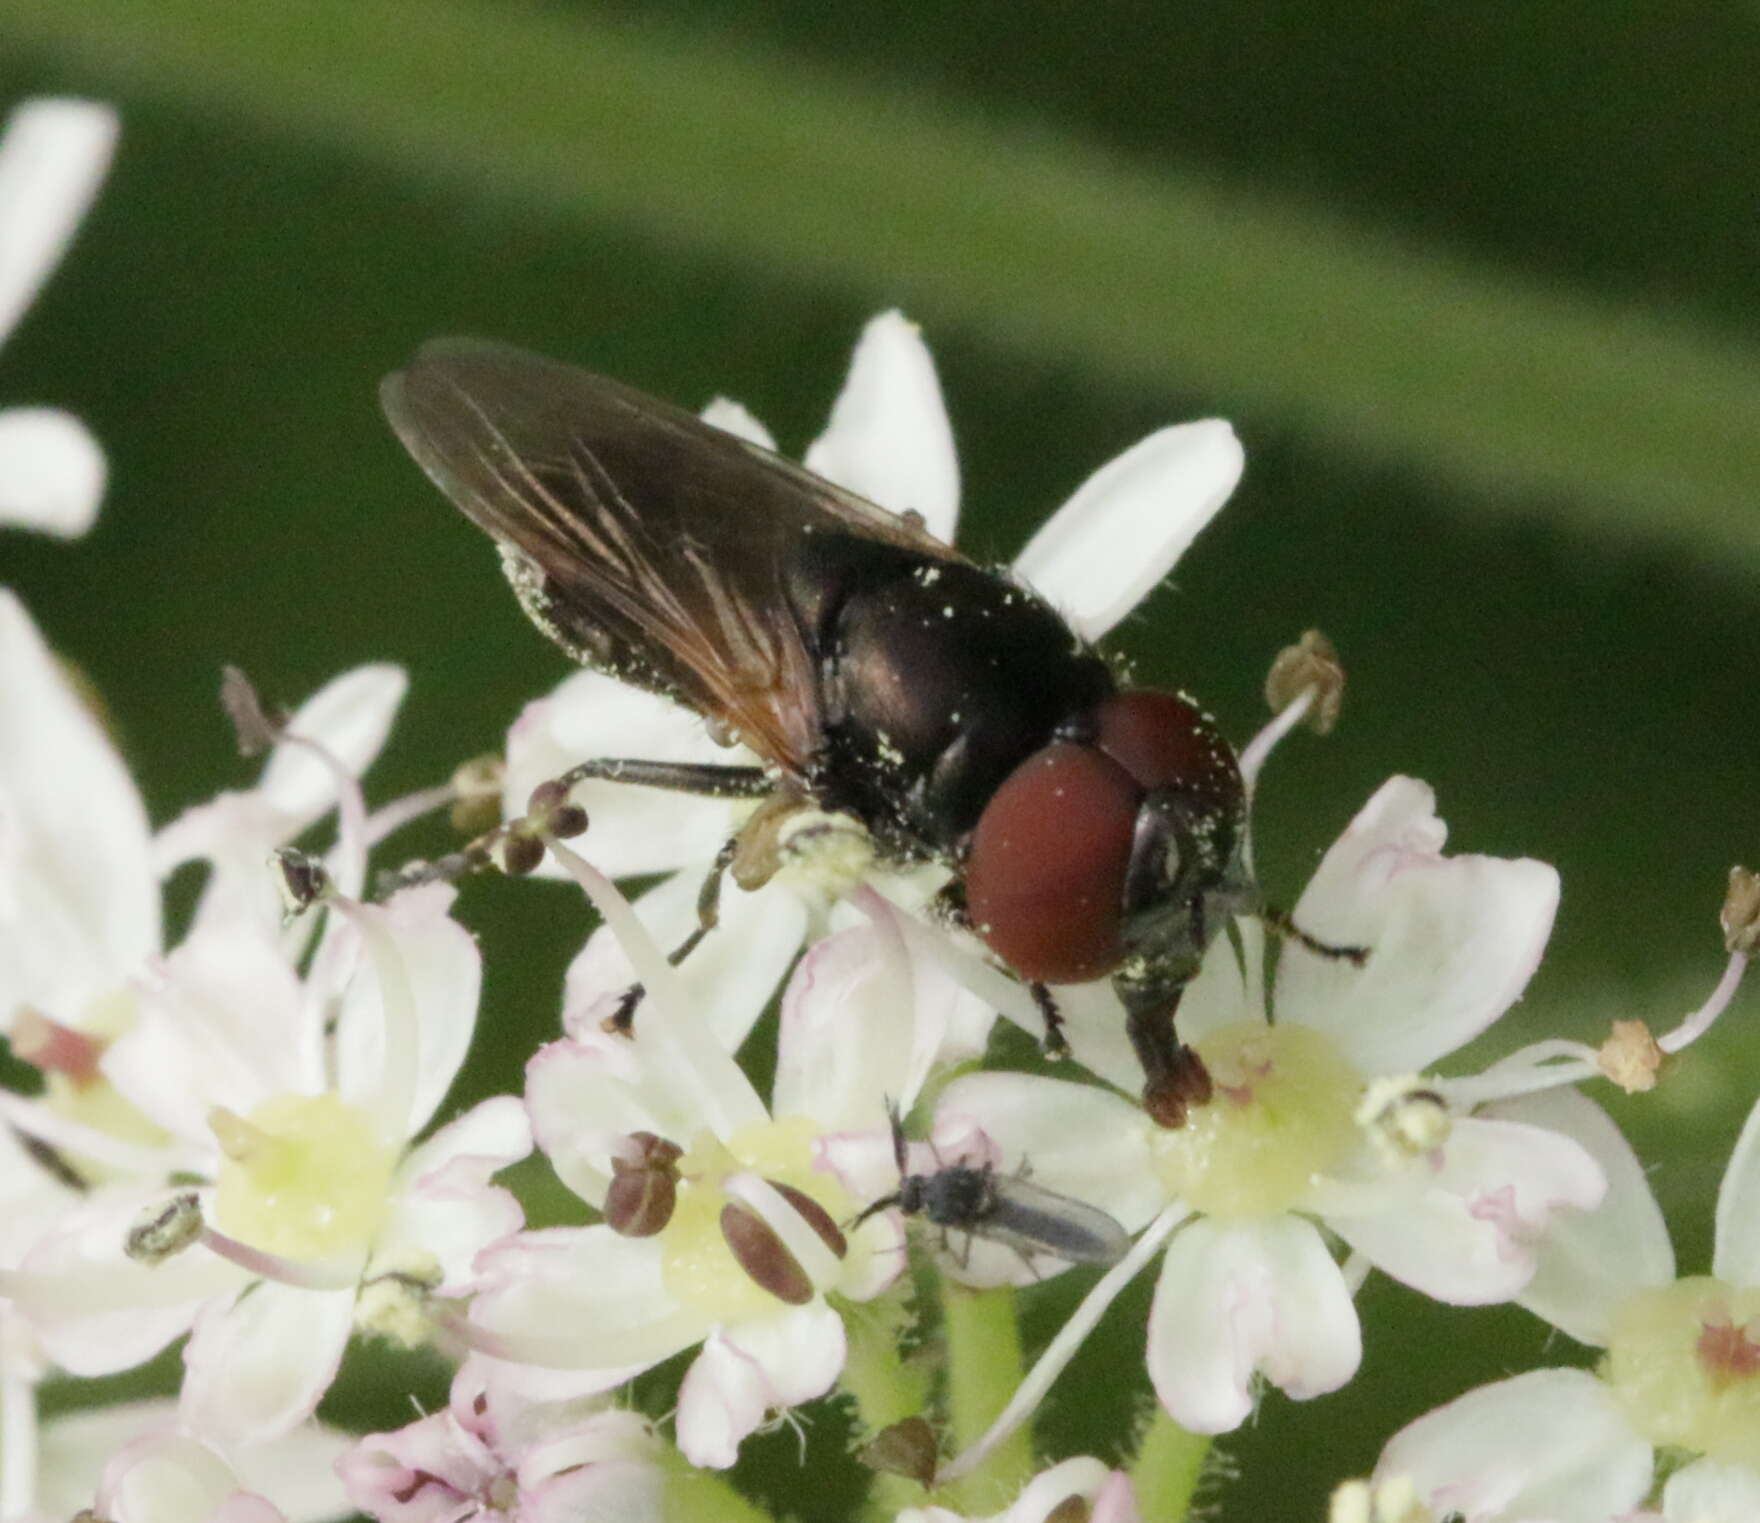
934,1071 -> 1163,1229
1489,1087 -> 1671,1342
1146,1215 -> 1359,1433
1276,776 -> 1559,1074
0,98 -> 118,345
382,1096 -> 531,1290
333,884 -> 481,1137
106,922 -> 310,1145
256,664 -> 407,826
1323,1114 -> 1604,1306
675,1303 -> 845,1469
804,310 -> 959,541
98,1434 -> 244,1523
1012,420 -> 1242,643
526,1461 -> 666,1523
1663,1458 -> 1760,1523
502,671 -> 749,880
563,869 -> 805,1054
0,588 -> 157,1028
1376,1368 -> 1651,1523
1714,1091 -> 1760,1286
0,406 -> 104,536
700,396 -> 775,449
180,1281 -> 356,1446
469,1227 -> 704,1373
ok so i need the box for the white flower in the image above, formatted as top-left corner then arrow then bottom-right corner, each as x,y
934,777 -> 1603,1474
467,847 -> 993,1467
4,881 -> 528,1447
337,1356 -> 664,1523
500,308 -> 1244,1050
0,98 -> 117,537
1373,1080 -> 1760,1523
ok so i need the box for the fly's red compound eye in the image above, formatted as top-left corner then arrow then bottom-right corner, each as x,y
1093,690 -> 1233,794
964,742 -> 1139,983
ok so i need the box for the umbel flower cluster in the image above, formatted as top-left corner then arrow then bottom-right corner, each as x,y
3,97 -> 1758,1523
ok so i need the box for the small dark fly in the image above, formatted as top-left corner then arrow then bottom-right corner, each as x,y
381,339 -> 1317,1125
852,1105 -> 1130,1268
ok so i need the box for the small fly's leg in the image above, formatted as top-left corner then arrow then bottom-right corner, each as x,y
1259,905 -> 1371,966
1029,982 -> 1070,1060
605,834 -> 738,1034
379,757 -> 770,895
1116,968 -> 1212,1129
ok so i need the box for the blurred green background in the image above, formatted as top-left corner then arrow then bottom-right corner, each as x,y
3,2 -> 1759,1517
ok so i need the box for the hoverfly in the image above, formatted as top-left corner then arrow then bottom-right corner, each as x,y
851,1104 -> 1130,1269
382,338 -> 1259,1126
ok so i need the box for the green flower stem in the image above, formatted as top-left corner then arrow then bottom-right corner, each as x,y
9,0 -> 1760,560
659,1443 -> 780,1523
840,1292 -> 934,1520
939,1280 -> 1033,1508
1127,1406 -> 1211,1523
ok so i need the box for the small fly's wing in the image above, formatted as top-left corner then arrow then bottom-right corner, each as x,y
980,1176 -> 1131,1266
382,338 -> 970,773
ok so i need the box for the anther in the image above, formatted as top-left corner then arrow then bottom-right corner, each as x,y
720,1201 -> 813,1306
270,846 -> 334,919
1356,1076 -> 1450,1161
1265,629 -> 1344,735
449,753 -> 505,835
125,1190 -> 203,1264
604,1132 -> 683,1237
1598,1019 -> 1664,1093
1722,865 -> 1760,957
219,665 -> 285,755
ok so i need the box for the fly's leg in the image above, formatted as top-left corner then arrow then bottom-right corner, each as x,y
604,834 -> 738,1034
1029,982 -> 1069,1060
1116,969 -> 1212,1129
1260,905 -> 1371,966
378,758 -> 770,895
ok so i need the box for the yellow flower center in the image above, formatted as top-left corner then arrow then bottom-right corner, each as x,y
1604,1277 -> 1760,1462
1151,1022 -> 1362,1217
211,1093 -> 396,1261
659,1116 -> 852,1318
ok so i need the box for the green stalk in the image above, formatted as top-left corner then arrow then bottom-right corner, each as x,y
9,0 -> 1760,560
658,1443 -> 780,1523
1127,1407 -> 1211,1523
840,1291 -> 933,1520
938,1280 -> 1033,1510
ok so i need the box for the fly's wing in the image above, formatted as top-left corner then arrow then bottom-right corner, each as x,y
382,338 -> 970,773
980,1176 -> 1131,1265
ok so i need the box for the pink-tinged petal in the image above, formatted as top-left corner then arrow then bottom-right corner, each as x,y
563,870 -> 805,1054
98,1434 -> 259,1523
700,396 -> 775,449
525,1461 -> 666,1523
935,1072 -> 1163,1229
1663,1459 -> 1760,1523
675,1302 -> 845,1468
338,1410 -> 491,1523
0,99 -> 117,344
1088,1472 -> 1142,1523
0,589 -> 157,1027
1713,1091 -> 1760,1286
516,1408 -> 661,1491
0,407 -> 104,536
256,665 -> 407,826
1377,1368 -> 1651,1523
35,1401 -> 183,1521
804,311 -> 959,541
773,918 -> 925,1131
106,923 -> 309,1144
1012,420 -> 1242,643
17,1191 -> 243,1374
469,1227 -> 704,1374
1276,777 -> 1559,1074
899,1458 -> 1118,1523
1322,1114 -> 1604,1307
180,1281 -> 355,1446
334,885 -> 480,1137
1484,1088 -> 1671,1343
502,671 -> 748,880
1147,1215 -> 1359,1433
381,1097 -> 530,1290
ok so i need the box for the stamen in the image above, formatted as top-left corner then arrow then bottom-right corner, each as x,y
722,1173 -> 842,1289
196,1223 -> 361,1290
9,1008 -> 102,1085
1658,951 -> 1749,1054
936,1200 -> 1189,1484
0,1092 -> 184,1176
1238,689 -> 1311,793
329,896 -> 422,1139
